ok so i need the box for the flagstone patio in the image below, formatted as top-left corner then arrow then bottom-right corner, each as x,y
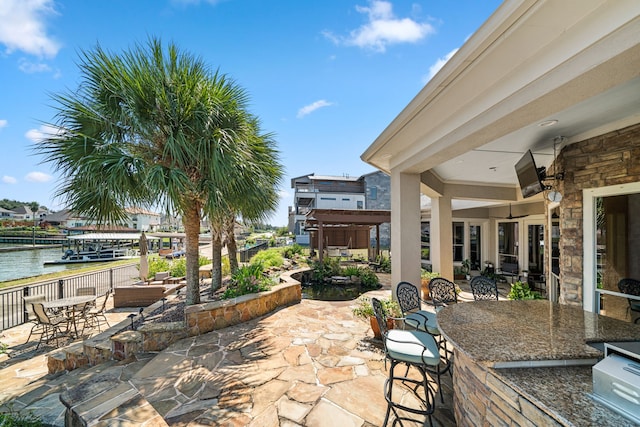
0,274 -> 466,426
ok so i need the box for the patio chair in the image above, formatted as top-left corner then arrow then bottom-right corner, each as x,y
396,281 -> 451,403
617,278 -> 640,323
32,302 -> 69,349
372,297 -> 439,427
428,277 -> 458,308
470,276 -> 499,301
84,291 -> 111,332
23,294 -> 46,343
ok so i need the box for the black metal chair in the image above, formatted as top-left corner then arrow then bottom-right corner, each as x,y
428,277 -> 458,308
396,281 -> 451,403
617,278 -> 640,323
470,276 -> 499,301
372,297 -> 439,427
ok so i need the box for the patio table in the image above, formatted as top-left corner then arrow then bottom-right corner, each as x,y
44,295 -> 96,338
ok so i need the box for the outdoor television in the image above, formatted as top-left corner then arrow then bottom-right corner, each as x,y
515,150 -> 545,198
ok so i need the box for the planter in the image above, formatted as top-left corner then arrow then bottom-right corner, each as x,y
421,279 -> 432,300
369,316 -> 395,339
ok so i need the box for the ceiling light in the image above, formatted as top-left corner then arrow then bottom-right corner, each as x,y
538,120 -> 558,127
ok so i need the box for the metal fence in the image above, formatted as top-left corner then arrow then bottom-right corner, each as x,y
0,263 -> 139,331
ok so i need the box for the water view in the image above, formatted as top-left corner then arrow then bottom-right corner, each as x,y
0,244 -> 89,283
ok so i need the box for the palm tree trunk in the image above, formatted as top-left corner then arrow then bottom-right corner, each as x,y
224,215 -> 239,273
211,232 -> 223,292
183,204 -> 201,305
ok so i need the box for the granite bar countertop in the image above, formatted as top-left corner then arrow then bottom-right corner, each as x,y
497,366 -> 638,427
437,300 -> 640,367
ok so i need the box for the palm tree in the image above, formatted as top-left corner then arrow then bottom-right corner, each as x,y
34,38 -> 274,305
208,118 -> 283,290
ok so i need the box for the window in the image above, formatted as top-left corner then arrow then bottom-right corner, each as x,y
369,187 -> 378,200
421,222 -> 430,261
320,197 -> 336,201
498,222 -> 519,267
469,225 -> 481,270
357,201 -> 363,209
342,198 -> 350,201
453,222 -> 464,262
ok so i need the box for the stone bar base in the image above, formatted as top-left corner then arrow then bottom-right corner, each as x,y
453,351 -> 561,427
185,273 -> 302,336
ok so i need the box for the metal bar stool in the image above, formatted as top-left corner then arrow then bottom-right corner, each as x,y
372,297 -> 440,427
396,281 -> 452,403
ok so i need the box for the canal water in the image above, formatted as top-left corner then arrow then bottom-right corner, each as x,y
0,244 -> 88,283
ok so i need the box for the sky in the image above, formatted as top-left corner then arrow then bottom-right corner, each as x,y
0,0 -> 502,226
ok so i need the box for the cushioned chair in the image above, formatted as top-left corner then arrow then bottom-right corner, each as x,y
617,278 -> 640,323
396,281 -> 451,403
428,277 -> 458,307
372,297 -> 439,427
470,276 -> 499,301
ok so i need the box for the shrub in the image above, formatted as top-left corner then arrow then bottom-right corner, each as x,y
310,257 -> 341,282
352,297 -> 401,319
0,405 -> 42,426
250,248 -> 284,268
281,244 -> 303,259
147,257 -> 171,277
376,255 -> 391,273
507,281 -> 543,300
358,268 -> 381,289
222,263 -> 274,299
168,256 -> 210,278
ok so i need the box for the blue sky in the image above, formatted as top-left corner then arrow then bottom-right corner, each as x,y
0,0 -> 501,226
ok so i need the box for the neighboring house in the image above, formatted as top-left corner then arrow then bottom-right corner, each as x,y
0,207 -> 14,219
362,170 -> 391,248
361,0 -> 640,324
289,172 -> 390,246
42,209 -> 91,229
124,207 -> 162,232
10,206 -> 34,221
289,173 -> 365,245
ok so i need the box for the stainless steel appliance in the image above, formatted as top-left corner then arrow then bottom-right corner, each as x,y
592,341 -> 640,423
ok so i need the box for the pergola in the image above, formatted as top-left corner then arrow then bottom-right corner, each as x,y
304,209 -> 391,263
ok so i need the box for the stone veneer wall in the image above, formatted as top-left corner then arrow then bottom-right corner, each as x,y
453,351 -> 562,427
184,270 -> 302,336
552,123 -> 640,305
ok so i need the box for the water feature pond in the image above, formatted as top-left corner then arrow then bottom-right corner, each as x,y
301,282 -> 371,301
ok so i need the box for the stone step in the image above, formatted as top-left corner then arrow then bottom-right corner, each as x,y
59,353 -> 166,426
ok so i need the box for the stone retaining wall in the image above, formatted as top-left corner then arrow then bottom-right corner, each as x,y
453,351 -> 561,426
184,269 -> 303,336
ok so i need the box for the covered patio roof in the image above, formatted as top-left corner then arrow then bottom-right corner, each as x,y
305,209 -> 390,262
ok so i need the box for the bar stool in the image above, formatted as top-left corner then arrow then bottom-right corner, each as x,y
372,297 -> 440,427
396,281 -> 452,403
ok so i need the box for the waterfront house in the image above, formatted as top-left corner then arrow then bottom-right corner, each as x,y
362,0 -> 640,322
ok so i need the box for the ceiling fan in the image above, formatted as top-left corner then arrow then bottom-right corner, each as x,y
496,204 -> 529,220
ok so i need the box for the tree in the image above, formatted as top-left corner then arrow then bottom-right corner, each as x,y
35,38 -> 274,305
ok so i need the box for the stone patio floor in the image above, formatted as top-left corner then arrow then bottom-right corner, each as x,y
0,274 -> 505,426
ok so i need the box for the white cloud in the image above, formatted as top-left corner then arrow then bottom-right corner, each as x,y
18,58 -> 52,73
25,171 -> 52,183
423,48 -> 458,84
324,0 -> 434,53
297,100 -> 334,118
0,0 -> 61,58
0,119 -> 7,129
2,176 -> 17,184
25,124 -> 63,142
